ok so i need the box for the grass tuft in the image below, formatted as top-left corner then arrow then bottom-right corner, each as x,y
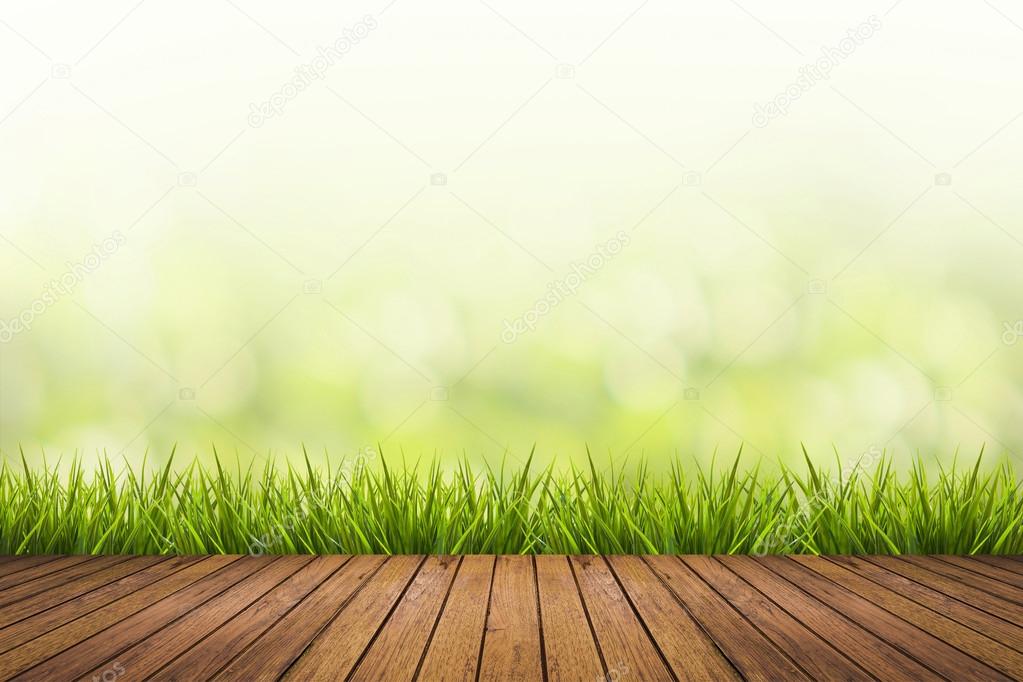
1,449 -> 1020,555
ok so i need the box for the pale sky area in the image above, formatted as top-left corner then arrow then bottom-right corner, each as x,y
1,0 -> 1022,468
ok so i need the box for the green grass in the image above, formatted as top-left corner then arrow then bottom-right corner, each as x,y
1,448 -> 1020,556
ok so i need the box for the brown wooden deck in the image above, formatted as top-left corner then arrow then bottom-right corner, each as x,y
0,554 -> 1020,680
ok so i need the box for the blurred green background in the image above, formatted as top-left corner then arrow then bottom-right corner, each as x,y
1,1 -> 1022,470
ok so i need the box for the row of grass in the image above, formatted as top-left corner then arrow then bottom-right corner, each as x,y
1,448 -> 1020,555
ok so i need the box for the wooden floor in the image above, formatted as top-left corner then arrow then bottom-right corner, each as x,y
0,555 -> 1021,681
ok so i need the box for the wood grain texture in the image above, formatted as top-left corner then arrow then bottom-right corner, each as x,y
570,555 -> 672,681
350,555 -> 459,681
0,554 -> 128,610
81,556 -> 313,680
722,555 -> 942,680
0,555 -> 92,591
0,555 -> 236,679
684,555 -> 869,681
478,555 -> 543,682
418,555 -> 494,682
899,554 -> 1023,605
1,554 -> 1021,681
15,555 -> 270,681
214,554 -> 386,681
284,555 -> 424,681
534,555 -> 605,682
0,555 -> 165,630
0,556 -> 62,580
150,555 -> 350,681
791,555 -> 1022,679
867,554 -> 1023,623
835,555 -> 1023,651
767,555 -> 1010,680
608,554 -> 737,681
647,555 -> 808,681
973,555 -> 1023,578
0,555 -> 200,656
938,555 -> 1023,588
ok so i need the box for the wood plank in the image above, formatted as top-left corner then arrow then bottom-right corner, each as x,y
0,555 -> 236,678
284,555 -> 424,681
81,556 -> 312,680
608,555 -> 737,680
350,555 -> 459,681
0,555 -> 129,610
15,555 -> 272,681
899,555 -> 1023,606
938,555 -> 1023,588
973,555 -> 1023,578
3,553 -> 1022,680
867,555 -> 1023,625
535,555 -> 606,682
723,556 -> 941,680
793,556 -> 1023,678
0,556 -> 166,630
478,555 -> 543,682
0,556 -> 200,656
836,556 -> 1023,651
646,555 -> 807,681
0,557 -> 61,579
149,555 -> 350,681
761,556 -> 990,678
212,554 -> 386,681
418,555 -> 494,682
570,556 -> 672,681
684,556 -> 869,680
0,555 -> 92,591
